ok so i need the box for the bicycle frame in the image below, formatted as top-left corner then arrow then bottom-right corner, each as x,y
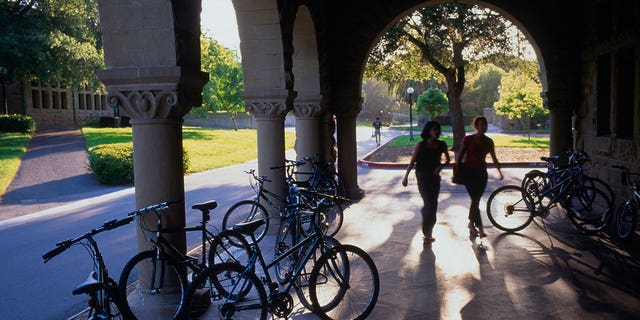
251,229 -> 324,294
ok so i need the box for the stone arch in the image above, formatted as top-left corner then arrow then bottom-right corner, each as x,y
231,0 -> 292,211
291,5 -> 323,164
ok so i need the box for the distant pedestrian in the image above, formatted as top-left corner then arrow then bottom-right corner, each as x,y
402,121 -> 450,244
456,116 -> 503,238
372,117 -> 382,146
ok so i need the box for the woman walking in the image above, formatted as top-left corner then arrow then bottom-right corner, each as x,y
402,121 -> 451,244
456,116 -> 503,238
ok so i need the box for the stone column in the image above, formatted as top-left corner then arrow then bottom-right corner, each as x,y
334,97 -> 365,200
293,96 -> 322,163
246,96 -> 289,230
542,89 -> 575,158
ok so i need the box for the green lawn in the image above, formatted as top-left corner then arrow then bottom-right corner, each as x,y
389,125 -> 474,132
387,134 -> 549,149
82,126 -> 297,173
0,132 -> 31,195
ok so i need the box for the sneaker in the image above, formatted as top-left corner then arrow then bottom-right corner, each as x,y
477,226 -> 487,238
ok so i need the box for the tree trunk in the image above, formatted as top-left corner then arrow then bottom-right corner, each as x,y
446,74 -> 465,153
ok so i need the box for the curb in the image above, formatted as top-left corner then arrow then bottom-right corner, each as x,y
357,159 -> 546,169
358,142 -> 546,169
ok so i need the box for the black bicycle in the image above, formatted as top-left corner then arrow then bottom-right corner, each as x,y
487,163 -> 612,234
223,169 -> 345,245
612,165 -> 640,240
180,201 -> 379,320
42,201 -> 176,320
119,200 -> 251,320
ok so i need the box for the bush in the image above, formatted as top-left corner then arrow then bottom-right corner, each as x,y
0,114 -> 36,133
88,143 -> 134,185
88,143 -> 191,185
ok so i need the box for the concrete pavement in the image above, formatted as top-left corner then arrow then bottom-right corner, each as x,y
1,127 -> 639,319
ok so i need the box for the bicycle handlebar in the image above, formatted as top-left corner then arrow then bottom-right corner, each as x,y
43,199 -> 180,263
127,199 -> 181,217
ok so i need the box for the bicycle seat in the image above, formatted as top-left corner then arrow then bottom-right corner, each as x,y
192,200 -> 217,212
540,156 -> 560,163
72,271 -> 104,295
233,219 -> 266,236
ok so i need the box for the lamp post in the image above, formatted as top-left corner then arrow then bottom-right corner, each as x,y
407,87 -> 414,141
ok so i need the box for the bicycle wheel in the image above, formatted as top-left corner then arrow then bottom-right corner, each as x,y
222,200 -> 269,245
521,170 -> 549,205
309,244 -> 379,320
566,186 -> 612,234
317,200 -> 344,237
615,202 -> 636,240
275,217 -> 298,283
587,176 -> 615,203
119,250 -> 187,320
486,185 -> 535,232
294,236 -> 343,311
207,229 -> 252,267
181,262 -> 267,320
103,277 -> 128,319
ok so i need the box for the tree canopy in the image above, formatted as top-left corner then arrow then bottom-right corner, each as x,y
494,61 -> 546,134
0,0 -> 104,86
368,3 -> 530,151
195,34 -> 244,129
416,87 -> 448,121
360,79 -> 401,123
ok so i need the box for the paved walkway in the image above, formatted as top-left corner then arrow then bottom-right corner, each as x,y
2,127 -> 639,320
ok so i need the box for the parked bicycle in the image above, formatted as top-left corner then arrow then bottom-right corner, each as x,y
42,201 -> 177,320
180,201 -> 379,320
612,165 -> 640,240
487,159 -> 612,234
223,169 -> 345,245
119,200 -> 251,320
521,150 -> 614,207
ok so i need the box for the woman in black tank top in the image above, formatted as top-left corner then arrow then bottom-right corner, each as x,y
402,121 -> 450,244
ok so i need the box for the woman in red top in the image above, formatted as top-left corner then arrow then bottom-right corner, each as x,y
456,116 -> 503,238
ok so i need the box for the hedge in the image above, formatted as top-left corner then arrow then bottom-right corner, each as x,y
88,143 -> 191,185
0,114 -> 36,133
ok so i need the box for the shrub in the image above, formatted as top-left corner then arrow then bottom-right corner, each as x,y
0,114 -> 36,133
88,143 -> 191,185
88,143 -> 134,185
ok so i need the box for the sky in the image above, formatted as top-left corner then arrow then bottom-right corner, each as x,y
201,0 -> 240,51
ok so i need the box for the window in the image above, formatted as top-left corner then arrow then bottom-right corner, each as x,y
615,46 -> 634,139
596,54 -> 611,136
32,90 -> 41,109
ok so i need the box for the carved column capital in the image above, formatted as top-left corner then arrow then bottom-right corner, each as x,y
98,66 -> 208,120
107,85 -> 178,119
292,102 -> 322,118
245,100 -> 289,119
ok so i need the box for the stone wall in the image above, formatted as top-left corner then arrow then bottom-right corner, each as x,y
574,1 -> 640,202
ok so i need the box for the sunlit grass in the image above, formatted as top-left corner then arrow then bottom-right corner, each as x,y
82,126 -> 296,173
387,134 -> 549,148
0,132 -> 31,195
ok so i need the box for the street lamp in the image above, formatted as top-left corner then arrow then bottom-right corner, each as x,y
407,87 -> 414,141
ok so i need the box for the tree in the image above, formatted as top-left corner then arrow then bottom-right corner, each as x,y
494,67 -> 547,139
197,34 -> 244,129
416,87 -> 448,124
369,3 -> 524,151
461,63 -> 504,115
0,0 -> 104,86
360,79 -> 400,123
